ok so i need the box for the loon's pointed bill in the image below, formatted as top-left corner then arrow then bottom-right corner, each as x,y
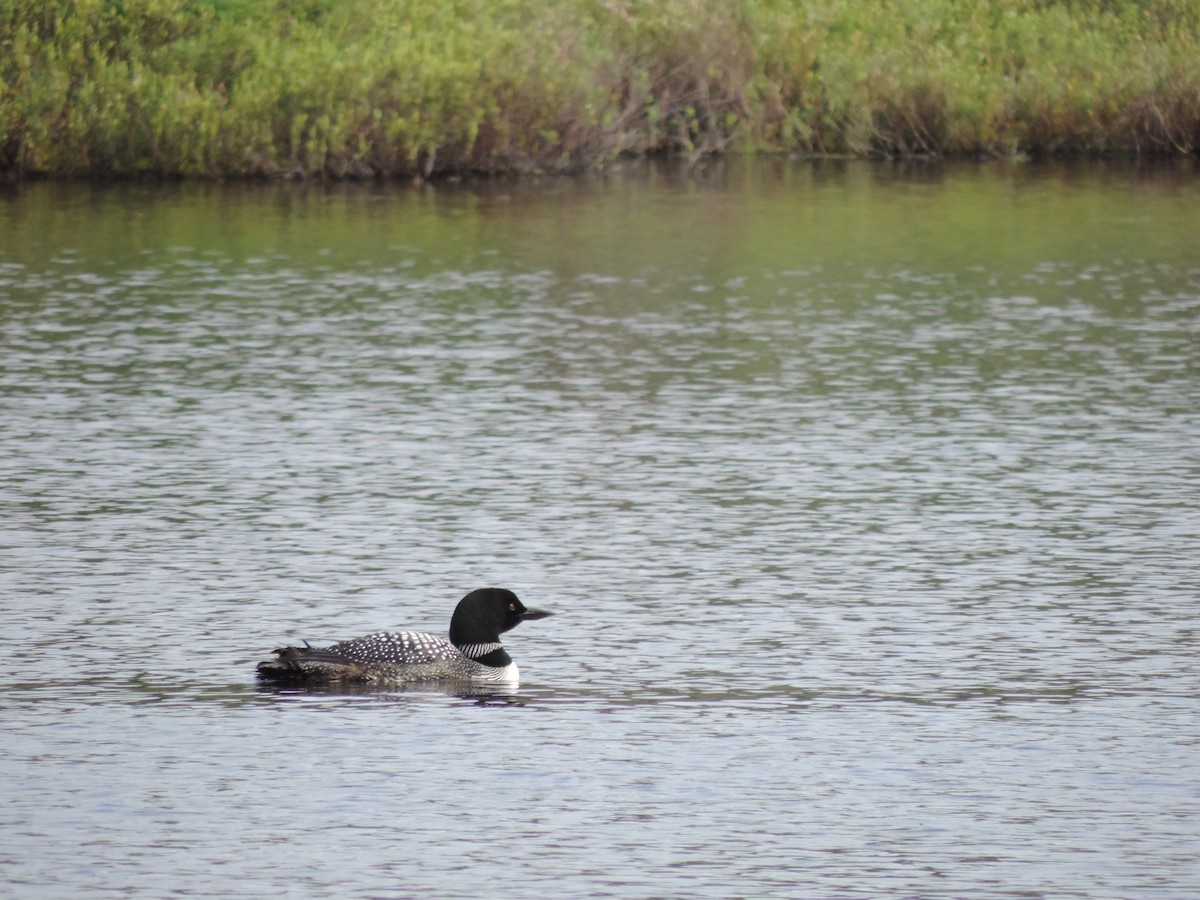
256,588 -> 552,687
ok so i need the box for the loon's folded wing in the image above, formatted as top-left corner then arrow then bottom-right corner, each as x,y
256,642 -> 369,683
255,630 -> 461,684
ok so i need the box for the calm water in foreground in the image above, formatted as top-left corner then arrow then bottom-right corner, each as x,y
1,160 -> 1198,898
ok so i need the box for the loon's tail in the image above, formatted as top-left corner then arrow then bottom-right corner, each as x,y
255,642 -> 368,683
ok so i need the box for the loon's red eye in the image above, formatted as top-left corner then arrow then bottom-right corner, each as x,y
508,602 -> 517,612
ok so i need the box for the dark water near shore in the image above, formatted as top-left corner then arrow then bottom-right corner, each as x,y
2,160 -> 1198,898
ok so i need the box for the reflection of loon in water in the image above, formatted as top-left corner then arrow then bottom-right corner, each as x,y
255,588 -> 552,686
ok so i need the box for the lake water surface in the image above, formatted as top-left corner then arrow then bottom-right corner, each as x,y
2,160 -> 1198,898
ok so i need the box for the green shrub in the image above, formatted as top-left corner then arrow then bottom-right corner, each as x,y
1,0 -> 1197,178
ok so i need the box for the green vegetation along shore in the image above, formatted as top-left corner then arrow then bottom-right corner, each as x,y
3,0 -> 1199,179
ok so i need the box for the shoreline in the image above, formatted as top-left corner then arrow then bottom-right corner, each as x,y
3,0 -> 1198,181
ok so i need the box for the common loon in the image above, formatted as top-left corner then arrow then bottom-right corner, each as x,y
256,587 -> 552,686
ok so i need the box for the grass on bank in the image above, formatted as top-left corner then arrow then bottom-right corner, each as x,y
2,0 -> 1199,179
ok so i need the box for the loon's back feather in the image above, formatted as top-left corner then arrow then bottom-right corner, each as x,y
257,630 -> 489,684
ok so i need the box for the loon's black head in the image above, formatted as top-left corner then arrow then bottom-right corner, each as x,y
448,588 -> 553,648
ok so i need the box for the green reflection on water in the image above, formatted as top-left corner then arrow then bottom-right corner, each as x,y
2,160 -> 1198,284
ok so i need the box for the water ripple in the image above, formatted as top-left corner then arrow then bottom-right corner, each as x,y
2,168 -> 1198,898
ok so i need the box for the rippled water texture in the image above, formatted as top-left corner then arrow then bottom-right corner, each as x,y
2,161 -> 1198,898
